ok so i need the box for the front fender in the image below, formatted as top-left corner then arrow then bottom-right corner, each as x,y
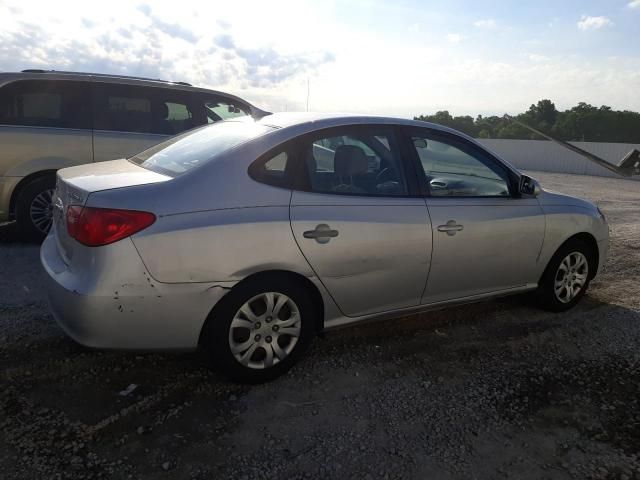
537,204 -> 608,278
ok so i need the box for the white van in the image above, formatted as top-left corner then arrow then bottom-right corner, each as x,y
0,70 -> 266,239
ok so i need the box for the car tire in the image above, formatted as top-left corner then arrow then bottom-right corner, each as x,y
201,276 -> 317,383
15,175 -> 57,242
534,238 -> 595,312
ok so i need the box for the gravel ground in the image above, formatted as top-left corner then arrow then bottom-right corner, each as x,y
1,171 -> 639,480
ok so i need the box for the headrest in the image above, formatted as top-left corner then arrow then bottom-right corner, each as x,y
334,145 -> 368,177
154,102 -> 169,119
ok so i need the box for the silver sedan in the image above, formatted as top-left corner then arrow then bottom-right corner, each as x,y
41,113 -> 609,383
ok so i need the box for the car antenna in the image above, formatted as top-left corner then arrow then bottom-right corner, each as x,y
503,114 -> 640,177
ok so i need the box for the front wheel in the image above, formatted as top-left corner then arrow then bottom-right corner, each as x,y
202,277 -> 316,383
534,239 -> 595,312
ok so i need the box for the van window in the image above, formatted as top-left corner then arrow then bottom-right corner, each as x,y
0,80 -> 90,129
93,84 -> 197,135
204,97 -> 250,122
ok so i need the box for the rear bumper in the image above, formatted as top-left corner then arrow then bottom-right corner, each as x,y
0,176 -> 21,222
41,233 -> 236,350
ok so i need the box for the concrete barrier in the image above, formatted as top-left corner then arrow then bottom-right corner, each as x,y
478,139 -> 640,180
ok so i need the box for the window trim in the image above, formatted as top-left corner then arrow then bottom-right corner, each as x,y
400,126 -> 519,198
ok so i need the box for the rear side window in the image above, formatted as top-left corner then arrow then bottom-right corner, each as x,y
249,150 -> 292,188
0,80 -> 90,129
93,84 -> 197,135
300,126 -> 409,196
130,121 -> 273,176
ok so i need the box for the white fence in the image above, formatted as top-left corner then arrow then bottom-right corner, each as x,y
477,139 -> 640,180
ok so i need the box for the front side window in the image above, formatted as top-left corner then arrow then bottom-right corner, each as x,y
204,98 -> 250,122
130,121 -> 273,176
301,127 -> 408,196
0,80 -> 90,129
411,133 -> 511,197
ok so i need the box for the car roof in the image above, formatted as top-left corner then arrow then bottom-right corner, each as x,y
245,112 -> 521,176
0,70 -> 265,114
255,111 -> 463,135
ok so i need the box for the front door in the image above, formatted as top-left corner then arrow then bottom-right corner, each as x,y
289,125 -> 432,317
405,129 -> 545,304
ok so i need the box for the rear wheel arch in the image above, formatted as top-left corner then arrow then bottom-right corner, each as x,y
198,269 -> 325,346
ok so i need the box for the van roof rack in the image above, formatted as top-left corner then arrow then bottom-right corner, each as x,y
20,69 -> 192,86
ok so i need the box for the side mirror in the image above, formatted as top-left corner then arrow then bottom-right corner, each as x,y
413,138 -> 428,149
519,175 -> 541,196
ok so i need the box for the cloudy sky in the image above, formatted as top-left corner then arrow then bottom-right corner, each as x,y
1,0 -> 639,117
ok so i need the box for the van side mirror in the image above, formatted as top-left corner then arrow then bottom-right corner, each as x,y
519,175 -> 541,196
413,138 -> 428,149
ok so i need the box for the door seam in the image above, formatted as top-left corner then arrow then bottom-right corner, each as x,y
287,191 -> 350,318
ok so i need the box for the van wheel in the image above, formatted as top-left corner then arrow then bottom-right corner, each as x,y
534,239 -> 595,312
15,175 -> 57,242
202,277 -> 316,383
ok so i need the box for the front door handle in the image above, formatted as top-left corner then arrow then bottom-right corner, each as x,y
437,220 -> 464,236
303,224 -> 339,244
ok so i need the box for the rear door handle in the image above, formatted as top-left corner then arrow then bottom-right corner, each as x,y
437,220 -> 464,236
303,224 -> 339,244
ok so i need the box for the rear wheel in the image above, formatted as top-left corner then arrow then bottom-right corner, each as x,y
15,175 -> 56,242
534,239 -> 595,312
202,277 -> 316,383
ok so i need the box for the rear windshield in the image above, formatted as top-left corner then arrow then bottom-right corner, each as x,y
130,120 -> 273,176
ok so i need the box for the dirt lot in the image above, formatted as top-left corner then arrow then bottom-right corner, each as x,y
1,171 -> 639,480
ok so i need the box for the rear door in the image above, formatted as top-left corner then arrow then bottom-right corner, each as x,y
289,125 -> 432,317
404,127 -> 545,304
91,84 -> 198,162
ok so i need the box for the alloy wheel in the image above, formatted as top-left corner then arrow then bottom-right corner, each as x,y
554,251 -> 589,303
228,292 -> 301,369
29,188 -> 55,234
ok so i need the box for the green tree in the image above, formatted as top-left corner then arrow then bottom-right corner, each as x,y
415,100 -> 640,143
526,99 -> 558,129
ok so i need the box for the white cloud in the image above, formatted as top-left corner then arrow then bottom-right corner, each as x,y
577,15 -> 613,30
528,54 -> 550,62
474,19 -> 496,28
629,0 -> 640,9
0,0 -> 336,111
0,0 -> 639,116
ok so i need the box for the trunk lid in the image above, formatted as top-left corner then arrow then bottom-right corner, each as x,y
53,159 -> 170,264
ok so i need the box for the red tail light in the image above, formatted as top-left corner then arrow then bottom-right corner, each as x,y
66,206 -> 156,246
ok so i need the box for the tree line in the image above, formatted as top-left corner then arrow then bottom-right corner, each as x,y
414,100 -> 640,143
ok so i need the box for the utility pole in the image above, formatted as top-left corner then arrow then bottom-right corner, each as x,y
306,77 -> 310,112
